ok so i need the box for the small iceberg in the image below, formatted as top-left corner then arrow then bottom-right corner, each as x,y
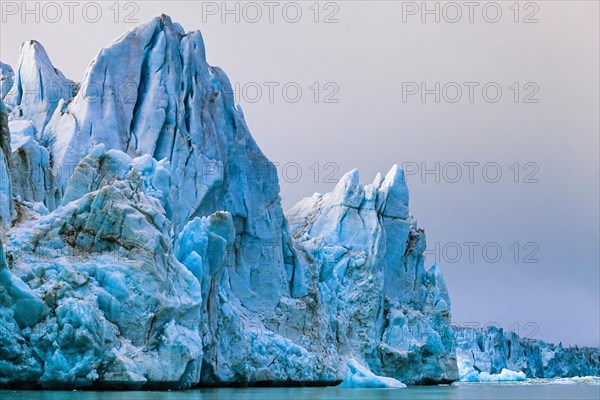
458,357 -> 526,382
478,369 -> 527,382
337,358 -> 406,388
548,376 -> 600,385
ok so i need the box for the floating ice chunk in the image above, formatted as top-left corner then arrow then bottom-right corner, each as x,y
549,376 -> 600,385
338,359 -> 406,388
479,369 -> 527,382
457,356 -> 526,382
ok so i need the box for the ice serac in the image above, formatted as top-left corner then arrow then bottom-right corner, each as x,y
3,41 -> 75,133
9,120 -> 57,211
1,148 -> 203,388
455,326 -> 600,379
286,166 -> 458,385
0,98 -> 14,226
0,62 -> 14,99
43,15 -> 289,313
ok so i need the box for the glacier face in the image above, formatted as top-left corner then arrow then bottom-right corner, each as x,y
0,15 -> 598,389
286,167 -> 458,384
0,15 -> 425,388
455,326 -> 600,380
0,15 -> 455,388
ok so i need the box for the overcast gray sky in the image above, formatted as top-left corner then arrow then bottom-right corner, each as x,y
1,1 -> 598,347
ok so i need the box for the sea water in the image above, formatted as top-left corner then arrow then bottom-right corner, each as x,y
1,379 -> 599,400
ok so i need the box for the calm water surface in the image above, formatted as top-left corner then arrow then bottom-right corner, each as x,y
1,382 -> 600,400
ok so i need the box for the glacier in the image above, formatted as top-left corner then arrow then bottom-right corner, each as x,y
454,326 -> 600,380
286,167 -> 458,384
0,15 -> 598,389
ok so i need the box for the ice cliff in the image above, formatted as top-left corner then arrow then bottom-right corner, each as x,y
455,326 -> 600,380
286,168 -> 458,384
0,15 -> 457,388
0,15 -> 597,389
